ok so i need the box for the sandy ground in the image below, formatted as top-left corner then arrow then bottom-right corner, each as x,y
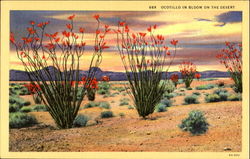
9,78 -> 242,152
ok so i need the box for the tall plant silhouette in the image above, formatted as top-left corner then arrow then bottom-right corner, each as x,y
179,61 -> 197,88
10,14 -> 110,129
216,42 -> 242,93
116,23 -> 178,118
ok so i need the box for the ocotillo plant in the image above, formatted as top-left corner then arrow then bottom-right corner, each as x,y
24,83 -> 42,104
195,73 -> 201,80
170,73 -> 179,87
10,14 -> 110,129
81,76 -> 99,101
116,22 -> 178,118
216,42 -> 242,93
179,61 -> 197,88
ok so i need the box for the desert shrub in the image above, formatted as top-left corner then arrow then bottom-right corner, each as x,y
119,98 -> 129,106
110,92 -> 119,97
84,102 -> 100,108
179,88 -> 186,92
20,106 -> 32,113
228,93 -> 242,101
213,89 -> 228,95
184,95 -> 199,104
119,112 -> 125,117
99,101 -> 111,109
196,84 -> 216,90
156,104 -> 167,112
121,92 -> 127,96
160,99 -> 172,107
97,89 -> 109,95
9,112 -> 37,128
9,96 -> 31,107
187,87 -> 192,90
100,111 -> 114,118
73,114 -> 89,127
112,87 -> 126,92
128,105 -> 134,109
205,94 -> 221,103
176,92 -> 186,96
32,105 -> 47,112
192,92 -> 201,96
213,89 -> 229,101
218,81 -> 225,87
163,92 -> 177,99
9,104 -> 20,113
201,78 -> 216,81
165,80 -> 176,93
179,110 -> 209,135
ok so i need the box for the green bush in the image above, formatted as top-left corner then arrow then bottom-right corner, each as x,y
84,102 -> 100,108
156,104 -> 167,112
196,84 -> 216,90
228,93 -> 242,101
119,112 -> 125,117
119,98 -> 129,106
9,96 -> 31,106
73,114 -> 89,127
176,92 -> 186,96
179,88 -> 186,92
9,104 -> 20,113
205,94 -> 220,103
163,92 -> 177,99
32,105 -> 48,112
187,87 -> 192,90
110,92 -> 119,97
184,95 -> 199,104
192,92 -> 201,96
165,80 -> 176,93
179,110 -> 209,135
9,112 -> 37,128
128,105 -> 134,109
99,101 -> 111,109
100,111 -> 114,118
20,106 -> 32,113
97,89 -> 109,95
160,99 -> 172,107
213,89 -> 228,95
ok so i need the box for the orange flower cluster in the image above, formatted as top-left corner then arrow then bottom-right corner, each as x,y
179,61 -> 196,76
170,74 -> 179,83
101,75 -> 110,82
194,73 -> 201,79
216,42 -> 242,74
81,76 -> 99,89
24,83 -> 41,94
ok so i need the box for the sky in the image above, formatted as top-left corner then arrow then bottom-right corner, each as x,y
10,11 -> 242,72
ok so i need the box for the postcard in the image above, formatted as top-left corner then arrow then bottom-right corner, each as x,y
0,0 -> 249,159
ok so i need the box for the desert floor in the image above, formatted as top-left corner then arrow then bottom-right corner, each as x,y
9,78 -> 242,152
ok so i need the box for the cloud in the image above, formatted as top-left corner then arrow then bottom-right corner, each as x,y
194,18 -> 212,22
195,11 -> 242,27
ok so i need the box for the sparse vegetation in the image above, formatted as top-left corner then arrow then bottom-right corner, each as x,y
228,93 -> 242,101
73,114 -> 89,127
99,101 -> 111,109
119,98 -> 129,106
205,94 -> 221,103
196,84 -> 217,90
179,110 -> 209,135
32,105 -> 47,112
184,95 -> 199,104
156,104 -> 167,112
100,111 -> 114,118
9,112 -> 37,128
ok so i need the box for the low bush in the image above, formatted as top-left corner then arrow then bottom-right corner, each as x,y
119,98 -> 129,106
110,92 -> 119,97
156,104 -> 167,112
128,105 -> 134,109
163,92 -> 177,99
192,92 -> 201,96
187,87 -> 192,90
9,104 -> 21,113
205,94 -> 221,103
119,112 -> 125,117
176,92 -> 186,96
9,112 -> 37,128
100,111 -> 114,118
160,99 -> 172,107
99,101 -> 111,109
184,95 -> 199,104
228,93 -> 242,101
32,105 -> 47,112
84,102 -> 100,108
73,114 -> 89,127
213,89 -> 228,95
196,84 -> 216,90
179,88 -> 186,92
218,81 -> 225,87
179,110 -> 209,135
20,106 -> 32,113
97,89 -> 109,95
164,80 -> 176,93
9,96 -> 31,107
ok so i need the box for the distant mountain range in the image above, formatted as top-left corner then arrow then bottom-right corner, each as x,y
9,66 -> 230,81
